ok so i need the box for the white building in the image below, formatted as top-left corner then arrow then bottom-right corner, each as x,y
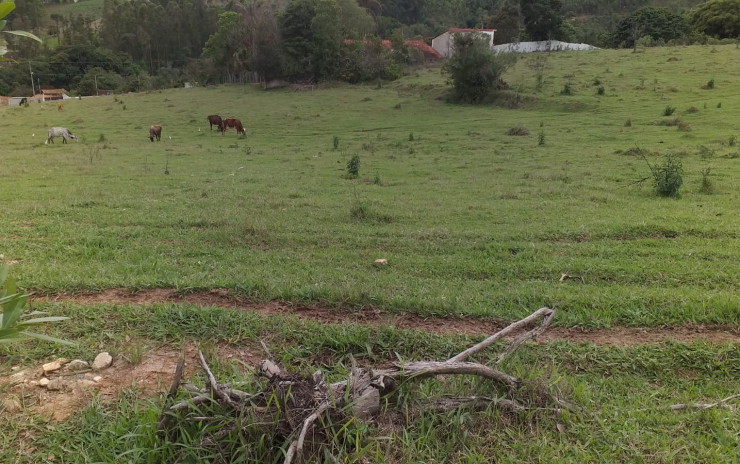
431,28 -> 496,58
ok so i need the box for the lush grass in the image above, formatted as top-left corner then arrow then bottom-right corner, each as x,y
2,302 -> 738,463
3,45 -> 740,328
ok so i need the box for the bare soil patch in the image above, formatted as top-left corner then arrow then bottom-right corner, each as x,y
41,288 -> 740,346
1,341 -> 262,422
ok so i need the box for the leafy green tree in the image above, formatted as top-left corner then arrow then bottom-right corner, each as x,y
443,32 -> 512,104
338,0 -> 375,38
281,0 -> 318,79
281,0 -> 343,81
77,66 -> 123,95
311,0 -> 342,80
521,0 -> 565,40
202,11 -> 241,80
611,7 -> 689,48
688,0 -> 740,39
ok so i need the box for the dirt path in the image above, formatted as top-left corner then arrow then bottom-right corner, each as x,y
40,288 -> 740,346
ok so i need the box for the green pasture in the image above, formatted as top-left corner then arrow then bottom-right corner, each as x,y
2,45 -> 740,327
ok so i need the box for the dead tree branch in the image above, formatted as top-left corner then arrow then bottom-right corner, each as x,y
448,307 -> 555,363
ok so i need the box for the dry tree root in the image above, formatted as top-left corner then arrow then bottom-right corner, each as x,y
157,306 -> 572,463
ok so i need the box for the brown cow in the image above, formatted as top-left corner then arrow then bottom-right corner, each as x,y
207,115 -> 223,131
57,103 -> 64,111
149,125 -> 162,142
221,118 -> 245,136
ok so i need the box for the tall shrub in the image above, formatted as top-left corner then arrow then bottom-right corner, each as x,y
442,33 -> 512,104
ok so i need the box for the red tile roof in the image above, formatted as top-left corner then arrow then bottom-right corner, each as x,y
448,28 -> 495,33
344,39 -> 441,60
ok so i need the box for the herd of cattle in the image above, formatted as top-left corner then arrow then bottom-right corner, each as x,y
45,114 -> 245,145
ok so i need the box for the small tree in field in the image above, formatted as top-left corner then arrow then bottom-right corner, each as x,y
443,33 -> 512,104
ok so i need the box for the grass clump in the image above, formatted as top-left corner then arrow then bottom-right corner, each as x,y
333,135 -> 339,150
663,106 -> 676,116
507,126 -> 530,136
560,83 -> 573,95
596,86 -> 605,95
657,117 -> 681,126
702,78 -> 715,89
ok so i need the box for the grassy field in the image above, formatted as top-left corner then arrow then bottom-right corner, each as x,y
3,45 -> 740,326
1,44 -> 740,462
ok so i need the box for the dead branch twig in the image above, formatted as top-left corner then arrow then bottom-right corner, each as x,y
156,358 -> 185,435
497,308 -> 557,364
669,394 -> 740,411
448,307 -> 554,363
199,350 -> 237,409
284,401 -> 331,464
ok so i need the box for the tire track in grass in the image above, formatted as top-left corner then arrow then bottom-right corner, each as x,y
39,288 -> 740,346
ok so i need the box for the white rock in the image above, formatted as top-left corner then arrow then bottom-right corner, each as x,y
67,359 -> 90,371
92,352 -> 113,370
93,376 -> 102,382
9,369 -> 37,386
374,258 -> 388,265
42,358 -> 69,373
46,378 -> 64,391
1,397 -> 22,413
38,378 -> 50,387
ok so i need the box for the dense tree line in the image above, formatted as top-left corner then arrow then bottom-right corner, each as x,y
2,0 -> 740,97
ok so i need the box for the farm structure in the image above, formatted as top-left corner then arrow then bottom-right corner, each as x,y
344,39 -> 441,60
432,28 -> 496,58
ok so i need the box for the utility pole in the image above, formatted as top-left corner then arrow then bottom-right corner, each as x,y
29,61 -> 34,96
94,74 -> 98,95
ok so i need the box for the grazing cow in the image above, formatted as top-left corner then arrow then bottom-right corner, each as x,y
207,115 -> 223,131
149,125 -> 162,142
46,127 -> 78,144
221,118 -> 245,136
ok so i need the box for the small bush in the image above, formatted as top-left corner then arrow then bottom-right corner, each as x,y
560,83 -> 573,95
596,86 -> 605,95
702,78 -> 715,89
663,106 -> 676,116
408,133 -> 414,142
538,132 -> 546,145
650,154 -> 684,197
624,117 -> 632,127
729,135 -> 737,147
373,171 -> 382,185
699,166 -> 713,194
717,102 -> 722,108
698,146 -> 714,159
333,136 -> 339,150
350,201 -> 370,220
507,126 -> 530,136
346,154 -> 360,178
98,134 -> 107,143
